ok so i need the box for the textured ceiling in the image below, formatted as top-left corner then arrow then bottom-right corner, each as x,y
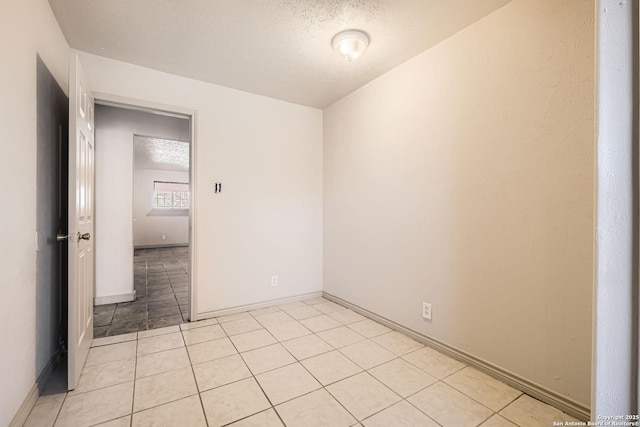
134,136 -> 189,171
48,0 -> 512,108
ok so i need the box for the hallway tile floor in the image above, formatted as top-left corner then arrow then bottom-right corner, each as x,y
94,247 -> 190,337
27,297 -> 582,426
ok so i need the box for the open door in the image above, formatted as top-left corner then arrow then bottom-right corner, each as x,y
67,52 -> 95,390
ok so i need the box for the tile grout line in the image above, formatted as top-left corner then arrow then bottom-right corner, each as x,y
353,337 -> 493,425
242,309 -> 524,421
245,307 -> 365,425
47,390 -> 67,427
228,310 -> 322,427
128,337 -> 138,427
101,321 -> 441,413
248,302 -> 488,425
180,326 -> 210,427
214,319 -> 282,426
252,316 -> 327,427
315,337 -> 436,426
438,364 -> 522,416
400,352 -> 519,421
226,322 -> 278,410
88,297 -> 547,426
109,340 -> 201,417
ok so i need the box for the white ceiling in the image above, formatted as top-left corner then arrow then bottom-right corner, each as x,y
48,0 -> 512,108
134,136 -> 189,171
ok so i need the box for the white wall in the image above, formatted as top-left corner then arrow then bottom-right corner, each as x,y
323,0 -> 593,409
84,53 -> 324,315
0,1 -> 69,424
94,105 -> 190,300
133,168 -> 189,247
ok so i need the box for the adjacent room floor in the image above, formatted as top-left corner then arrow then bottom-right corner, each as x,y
93,247 -> 190,337
26,297 -> 580,426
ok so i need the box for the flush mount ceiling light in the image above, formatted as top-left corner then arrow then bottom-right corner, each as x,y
332,29 -> 370,62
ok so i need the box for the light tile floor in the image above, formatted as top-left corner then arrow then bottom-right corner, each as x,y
25,297 -> 582,427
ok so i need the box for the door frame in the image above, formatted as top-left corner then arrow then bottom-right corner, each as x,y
93,92 -> 199,322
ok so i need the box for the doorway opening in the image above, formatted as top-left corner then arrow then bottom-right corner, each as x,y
92,103 -> 193,337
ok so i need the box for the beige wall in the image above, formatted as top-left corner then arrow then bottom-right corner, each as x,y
323,0 -> 594,407
0,1 -> 69,424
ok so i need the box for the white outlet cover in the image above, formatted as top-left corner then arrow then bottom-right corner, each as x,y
422,302 -> 432,320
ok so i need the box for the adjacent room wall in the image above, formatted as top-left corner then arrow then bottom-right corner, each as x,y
83,53 -> 324,314
133,168 -> 189,247
94,104 -> 190,302
0,1 -> 69,425
323,0 -> 594,409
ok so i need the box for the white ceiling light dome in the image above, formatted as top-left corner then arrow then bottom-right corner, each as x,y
332,29 -> 370,62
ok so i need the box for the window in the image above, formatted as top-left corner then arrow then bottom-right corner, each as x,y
153,181 -> 190,209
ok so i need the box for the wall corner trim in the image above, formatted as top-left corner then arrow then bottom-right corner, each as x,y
323,292 -> 590,421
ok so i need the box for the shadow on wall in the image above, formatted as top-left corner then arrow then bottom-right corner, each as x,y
35,55 -> 69,390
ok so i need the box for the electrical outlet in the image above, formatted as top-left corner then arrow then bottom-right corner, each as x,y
271,275 -> 278,287
161,234 -> 166,240
422,302 -> 432,320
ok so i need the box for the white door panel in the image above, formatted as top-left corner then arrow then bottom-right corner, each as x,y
68,52 -> 94,390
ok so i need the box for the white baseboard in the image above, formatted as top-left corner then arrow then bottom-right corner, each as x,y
94,290 -> 136,306
10,347 -> 65,426
134,244 -> 188,249
9,383 -> 38,427
323,292 -> 590,422
36,349 -> 61,394
197,291 -> 323,320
